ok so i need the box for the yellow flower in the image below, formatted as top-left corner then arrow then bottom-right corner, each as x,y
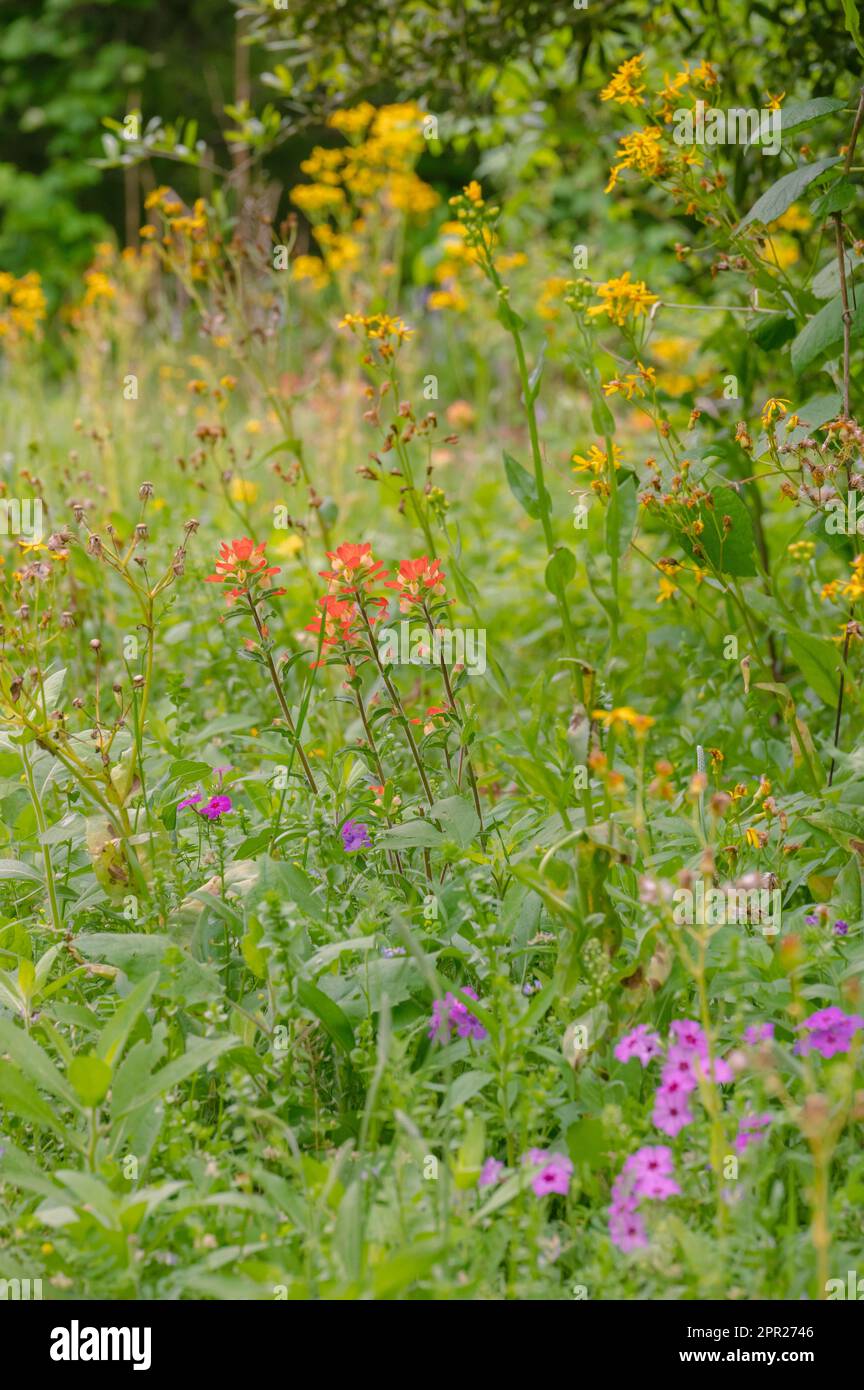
760,397 -> 790,429
464,180 -> 483,204
229,478 -> 259,503
821,580 -> 840,601
245,419 -> 262,435
571,442 -> 622,475
656,576 -> 677,603
605,127 -> 666,192
600,54 -> 647,107
745,826 -> 762,848
271,534 -> 304,558
587,272 -> 659,327
691,60 -> 719,88
765,91 -> 785,111
593,706 -> 655,736
535,276 -> 568,321
291,255 -> 329,290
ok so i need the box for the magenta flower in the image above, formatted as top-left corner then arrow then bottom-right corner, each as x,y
609,1146 -> 679,1251
522,1149 -> 573,1198
735,1113 -> 773,1153
178,790 -> 232,821
614,1024 -> 663,1066
669,1019 -> 707,1054
795,1007 -> 864,1059
744,1022 -> 774,1045
341,819 -> 371,852
478,1157 -> 504,1188
661,1044 -> 700,1093
609,1207 -> 649,1252
652,1087 -> 694,1137
428,987 -> 487,1043
624,1145 -> 675,1185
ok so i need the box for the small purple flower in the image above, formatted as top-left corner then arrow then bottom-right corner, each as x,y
652,1087 -> 694,1137
609,1207 -> 649,1252
341,819 -> 371,853
381,946 -> 406,958
805,914 -> 818,926
735,1112 -> 773,1153
795,1006 -> 864,1059
478,1157 -> 504,1188
522,978 -> 542,996
610,1144 -> 681,1252
522,1149 -> 573,1198
428,988 -> 487,1043
744,1022 -> 774,1045
834,919 -> 849,937
614,1023 -> 663,1067
669,1019 -> 708,1055
178,789 -> 232,821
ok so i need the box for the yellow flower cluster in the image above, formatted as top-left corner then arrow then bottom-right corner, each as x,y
0,270 -> 47,344
593,706 -> 655,736
140,188 -> 216,281
587,272 -> 658,327
339,312 -> 414,361
290,103 -> 438,290
600,54 -> 718,192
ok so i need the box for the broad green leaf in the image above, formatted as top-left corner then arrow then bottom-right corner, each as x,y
545,545 -> 576,598
429,795 -> 481,848
736,156 -> 841,231
68,1054 -> 112,1108
296,980 -> 355,1053
378,819 -> 445,849
96,972 -> 159,1067
842,0 -> 864,57
0,1016 -> 76,1106
503,450 -> 549,520
0,1061 -> 70,1136
679,485 -> 757,576
791,291 -> 864,374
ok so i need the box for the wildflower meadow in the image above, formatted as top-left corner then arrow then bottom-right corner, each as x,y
0,0 -> 863,1339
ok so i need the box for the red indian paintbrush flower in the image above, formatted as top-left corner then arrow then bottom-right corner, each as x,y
385,556 -> 446,612
319,542 -> 388,599
204,537 -> 283,604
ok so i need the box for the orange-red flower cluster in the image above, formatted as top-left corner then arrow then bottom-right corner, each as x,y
204,537 -> 283,604
385,556 -> 447,612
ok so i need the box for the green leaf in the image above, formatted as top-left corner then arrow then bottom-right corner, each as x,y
429,795 -> 480,848
679,485 -> 757,577
96,973 -> 159,1068
67,1054 -> 112,1108
296,980 -> 355,1053
378,819 -> 445,849
0,1017 -> 76,1106
736,156 -> 841,231
608,470 -> 638,557
810,176 -> 856,218
773,97 -> 847,138
791,292 -> 864,374
442,1069 -> 493,1111
842,0 -> 864,58
544,545 -> 576,598
785,630 -> 840,706
0,1060 -> 68,1136
503,450 -> 548,521
0,859 -> 42,883
113,1037 -> 237,1117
